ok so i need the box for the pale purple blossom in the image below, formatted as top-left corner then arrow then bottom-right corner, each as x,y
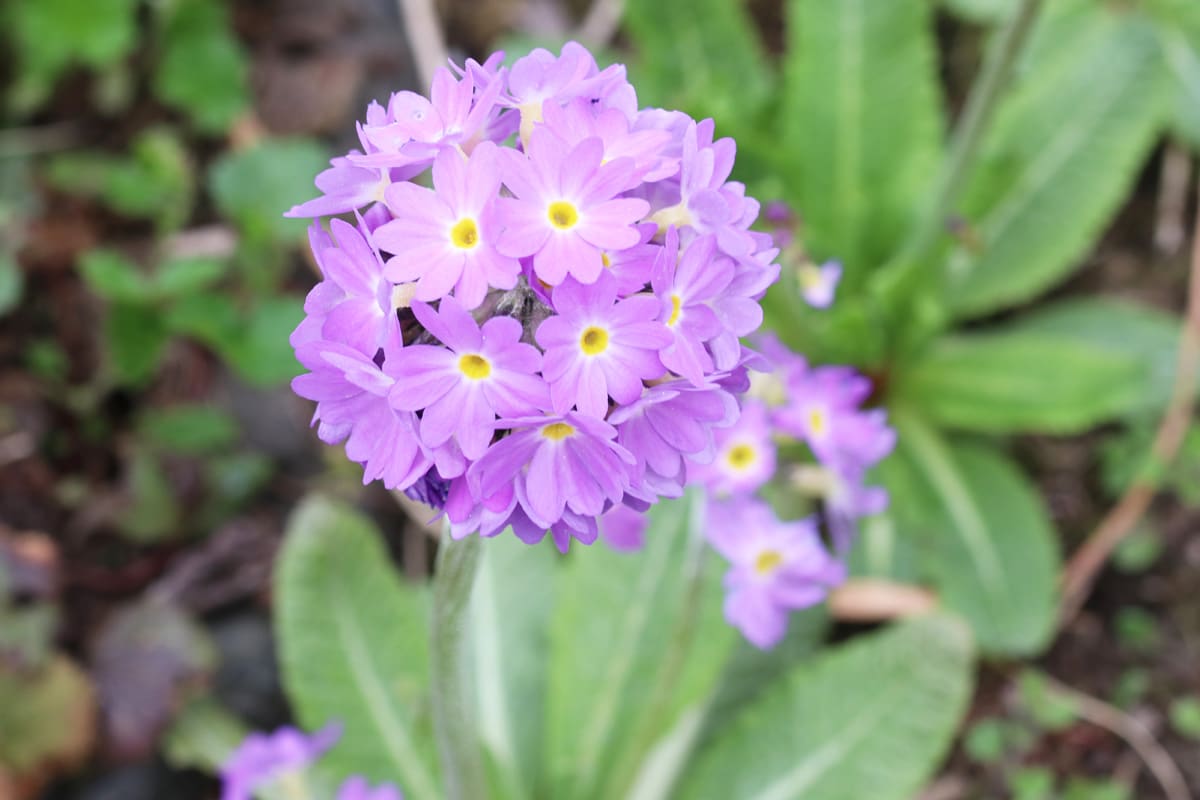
799,260 -> 842,308
220,723 -> 340,800
706,498 -> 846,649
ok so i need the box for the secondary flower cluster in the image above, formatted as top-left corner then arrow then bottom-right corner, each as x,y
690,335 -> 895,649
221,723 -> 401,800
289,42 -> 779,551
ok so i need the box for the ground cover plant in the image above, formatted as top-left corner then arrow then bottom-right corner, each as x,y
2,0 -> 1200,799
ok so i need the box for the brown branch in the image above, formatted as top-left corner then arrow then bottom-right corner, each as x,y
1042,674 -> 1192,800
1059,176 -> 1200,626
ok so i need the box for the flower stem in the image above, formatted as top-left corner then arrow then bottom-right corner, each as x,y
429,531 -> 488,800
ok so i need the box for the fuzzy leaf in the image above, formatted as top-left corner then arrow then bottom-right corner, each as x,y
275,496 -> 441,800
623,0 -> 773,130
780,0 -> 942,278
544,495 -> 734,800
946,8 -> 1166,317
153,0 -> 250,133
881,413 -> 1060,655
209,139 -> 328,242
677,615 -> 973,800
893,326 -> 1146,434
467,533 -> 556,800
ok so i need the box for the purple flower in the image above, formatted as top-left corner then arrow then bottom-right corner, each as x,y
706,499 -> 845,649
337,776 -> 404,800
652,229 -> 732,385
536,277 -> 671,417
608,379 -> 739,498
688,399 -> 776,497
505,41 -> 629,144
598,503 -> 649,551
376,143 -> 519,309
799,260 -> 841,309
497,128 -> 650,286
387,298 -> 548,458
293,217 -> 399,356
468,412 -> 635,529
773,365 -> 895,475
292,340 -> 433,490
220,723 -> 341,800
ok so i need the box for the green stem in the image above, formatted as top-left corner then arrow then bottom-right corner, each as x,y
429,531 -> 488,800
873,0 -> 1045,310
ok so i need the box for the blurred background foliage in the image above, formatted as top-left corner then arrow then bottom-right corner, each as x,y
1,0 -> 1200,798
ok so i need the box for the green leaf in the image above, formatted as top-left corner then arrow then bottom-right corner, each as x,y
1017,669 -> 1077,731
0,657 -> 95,777
623,0 -> 773,129
138,405 -> 238,454
544,495 -> 734,799
677,615 -> 974,800
467,533 -> 556,800
117,448 -> 180,542
154,257 -> 229,297
80,250 -> 154,304
0,255 -> 23,317
893,326 -> 1145,434
1012,298 -> 1182,416
275,496 -> 441,800
1169,697 -> 1200,740
940,0 -> 1012,25
5,0 -> 139,104
1146,0 -> 1200,148
165,293 -> 242,347
780,0 -> 942,278
946,8 -> 1166,317
106,303 -> 169,385
222,296 -> 305,386
153,0 -> 250,133
880,413 -> 1060,655
209,139 -> 328,242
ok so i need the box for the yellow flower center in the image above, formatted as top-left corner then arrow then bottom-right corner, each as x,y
726,444 -> 755,470
799,264 -> 822,290
541,422 -> 575,441
450,217 -> 480,249
458,353 -> 491,380
601,252 -> 612,269
808,408 -> 827,437
754,549 -> 783,575
548,200 -> 579,230
580,326 -> 609,355
667,294 -> 683,327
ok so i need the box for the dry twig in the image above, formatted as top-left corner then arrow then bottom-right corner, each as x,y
1059,178 -> 1200,625
1042,674 -> 1192,800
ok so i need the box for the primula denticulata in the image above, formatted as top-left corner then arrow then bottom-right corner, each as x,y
287,41 -> 894,650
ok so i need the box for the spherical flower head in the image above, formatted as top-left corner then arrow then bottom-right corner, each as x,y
497,128 -> 651,286
377,142 -> 519,309
387,297 -> 548,459
536,277 -> 671,417
705,499 -> 846,649
688,399 -> 776,496
220,723 -> 341,800
287,40 -> 784,546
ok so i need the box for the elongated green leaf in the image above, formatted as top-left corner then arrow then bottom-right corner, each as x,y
623,0 -> 773,130
544,496 -> 734,800
946,9 -> 1165,317
781,0 -> 942,277
940,0 -> 1012,25
1148,0 -> 1200,147
467,534 -> 556,800
893,327 -> 1145,434
275,497 -> 440,800
677,615 -> 973,800
882,413 -> 1059,654
1013,298 -> 1183,415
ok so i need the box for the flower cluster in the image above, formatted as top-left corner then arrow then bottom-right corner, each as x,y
221,723 -> 401,800
690,335 -> 895,649
289,42 -> 779,551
